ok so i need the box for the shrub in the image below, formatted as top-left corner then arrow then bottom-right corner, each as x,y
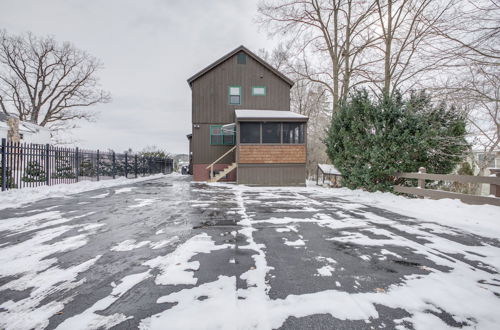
325,90 -> 468,191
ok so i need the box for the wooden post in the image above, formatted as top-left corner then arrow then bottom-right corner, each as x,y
316,166 -> 319,186
490,169 -> 500,197
418,167 -> 426,189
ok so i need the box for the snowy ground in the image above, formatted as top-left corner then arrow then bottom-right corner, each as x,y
0,175 -> 499,330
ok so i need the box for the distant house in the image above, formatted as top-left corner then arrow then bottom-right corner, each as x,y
0,113 -> 51,144
187,45 -> 308,186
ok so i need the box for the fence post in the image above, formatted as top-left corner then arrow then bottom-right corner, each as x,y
134,154 -> 138,178
1,138 -> 6,191
96,149 -> 100,181
75,147 -> 79,182
418,167 -> 426,189
125,153 -> 128,178
112,151 -> 116,179
490,169 -> 500,198
45,144 -> 50,186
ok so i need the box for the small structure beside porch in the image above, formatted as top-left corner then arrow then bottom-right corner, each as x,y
316,164 -> 342,187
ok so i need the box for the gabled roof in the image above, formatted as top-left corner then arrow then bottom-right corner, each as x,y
187,45 -> 294,88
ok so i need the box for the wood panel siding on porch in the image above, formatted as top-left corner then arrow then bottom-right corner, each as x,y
238,145 -> 306,164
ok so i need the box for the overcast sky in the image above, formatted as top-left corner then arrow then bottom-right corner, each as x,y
0,0 -> 275,155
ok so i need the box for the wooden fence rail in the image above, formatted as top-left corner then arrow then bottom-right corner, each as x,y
395,167 -> 500,207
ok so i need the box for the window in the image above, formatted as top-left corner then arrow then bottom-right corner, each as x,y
229,86 -> 241,105
210,125 -> 235,145
240,122 -> 260,143
262,123 -> 281,143
283,123 -> 305,144
252,86 -> 266,96
237,53 -> 246,64
478,153 -> 496,168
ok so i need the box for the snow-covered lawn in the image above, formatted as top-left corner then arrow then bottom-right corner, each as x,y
0,173 -> 170,211
0,176 -> 499,330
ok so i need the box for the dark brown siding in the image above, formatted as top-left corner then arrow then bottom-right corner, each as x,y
191,54 -> 291,124
191,124 -> 235,164
238,145 -> 306,164
237,164 -> 306,186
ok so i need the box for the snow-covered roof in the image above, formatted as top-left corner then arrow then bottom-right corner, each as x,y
235,110 -> 308,121
318,164 -> 341,175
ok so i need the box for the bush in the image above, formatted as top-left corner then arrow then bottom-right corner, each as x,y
325,90 -> 468,191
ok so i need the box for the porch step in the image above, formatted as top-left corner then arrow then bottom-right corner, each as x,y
208,163 -> 238,183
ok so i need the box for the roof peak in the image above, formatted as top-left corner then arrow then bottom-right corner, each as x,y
186,45 -> 294,87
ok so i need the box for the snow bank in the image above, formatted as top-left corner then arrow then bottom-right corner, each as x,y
209,181 -> 500,240
0,174 -> 166,211
314,186 -> 500,240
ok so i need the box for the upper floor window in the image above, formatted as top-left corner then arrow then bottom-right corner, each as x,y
237,53 -> 246,64
229,86 -> 241,105
210,125 -> 235,145
252,86 -> 266,96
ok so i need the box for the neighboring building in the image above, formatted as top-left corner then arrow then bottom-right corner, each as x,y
187,45 -> 308,186
0,113 -> 51,144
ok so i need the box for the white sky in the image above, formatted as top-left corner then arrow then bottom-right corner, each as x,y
0,0 -> 275,154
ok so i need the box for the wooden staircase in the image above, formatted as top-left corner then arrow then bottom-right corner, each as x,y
206,146 -> 237,183
208,162 -> 238,183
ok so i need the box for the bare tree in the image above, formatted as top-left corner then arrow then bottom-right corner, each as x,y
292,80 -> 331,176
0,30 -> 110,132
369,0 -> 455,95
259,45 -> 331,176
429,0 -> 500,175
258,0 -> 378,113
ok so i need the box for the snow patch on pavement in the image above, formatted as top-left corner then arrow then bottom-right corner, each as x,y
55,271 -> 151,330
114,187 -> 135,194
90,192 -> 109,199
111,237 -> 179,252
128,198 -> 158,209
144,233 -> 230,286
111,239 -> 151,251
0,174 -> 166,210
317,265 -> 335,276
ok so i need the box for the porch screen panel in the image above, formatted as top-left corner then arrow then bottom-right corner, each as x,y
283,123 -> 305,144
240,122 -> 261,143
262,123 -> 281,143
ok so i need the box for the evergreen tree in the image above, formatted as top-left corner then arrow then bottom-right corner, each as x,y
52,152 -> 76,179
325,90 -> 467,191
0,166 -> 16,188
22,161 -> 46,182
79,159 -> 95,177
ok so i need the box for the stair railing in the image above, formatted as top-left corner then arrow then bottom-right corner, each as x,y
206,145 -> 237,180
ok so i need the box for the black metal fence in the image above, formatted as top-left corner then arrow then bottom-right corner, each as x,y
1,138 -> 173,191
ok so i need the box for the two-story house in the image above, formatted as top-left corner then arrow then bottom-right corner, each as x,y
187,45 -> 308,186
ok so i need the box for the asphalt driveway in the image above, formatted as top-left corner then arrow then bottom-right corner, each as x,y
0,175 -> 499,329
